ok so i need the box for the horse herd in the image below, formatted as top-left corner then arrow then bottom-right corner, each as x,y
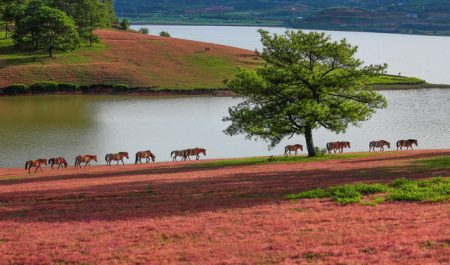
284,139 -> 418,154
24,148 -> 207,173
24,139 -> 418,173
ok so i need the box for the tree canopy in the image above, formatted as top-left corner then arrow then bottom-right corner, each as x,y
1,0 -> 116,55
14,2 -> 79,57
223,30 -> 388,156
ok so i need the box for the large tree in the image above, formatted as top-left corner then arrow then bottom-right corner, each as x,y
223,30 -> 388,157
14,2 -> 79,57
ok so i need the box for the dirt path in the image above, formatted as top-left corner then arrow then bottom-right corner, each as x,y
0,150 -> 449,264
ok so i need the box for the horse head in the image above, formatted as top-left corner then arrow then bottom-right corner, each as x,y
92,155 -> 98,162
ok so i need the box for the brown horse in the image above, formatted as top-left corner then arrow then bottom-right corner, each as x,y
135,150 -> 156,164
75,155 -> 98,168
369,140 -> 390,152
327,141 -> 351,154
105,152 -> 129,166
186,148 -> 207,160
284,144 -> 303,155
171,150 -> 189,161
48,157 -> 68,169
25,159 -> 48,173
396,139 -> 418,150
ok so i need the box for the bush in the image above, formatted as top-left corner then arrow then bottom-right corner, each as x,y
120,18 -> 129,30
387,177 -> 449,202
159,31 -> 171,37
3,84 -> 30,95
112,84 -> 129,93
353,183 -> 388,195
30,81 -> 59,93
58,83 -> 79,92
139,27 -> 149,34
80,85 -> 90,93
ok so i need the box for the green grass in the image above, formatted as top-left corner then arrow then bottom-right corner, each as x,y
190,152 -> 382,169
414,156 -> 450,170
369,75 -> 425,85
286,177 -> 450,205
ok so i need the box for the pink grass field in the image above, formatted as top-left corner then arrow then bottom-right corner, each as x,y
0,150 -> 449,264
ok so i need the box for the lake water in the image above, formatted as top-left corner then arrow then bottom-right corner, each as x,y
131,25 -> 450,85
1,90 -> 450,168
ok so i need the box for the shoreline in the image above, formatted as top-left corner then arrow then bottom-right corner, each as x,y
2,149 -> 450,171
2,83 -> 450,98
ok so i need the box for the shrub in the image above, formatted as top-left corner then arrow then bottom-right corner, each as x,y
120,18 -> 129,30
80,85 -> 90,93
139,27 -> 149,34
159,31 -> 171,37
58,83 -> 79,92
3,84 -> 30,95
387,177 -> 449,202
30,81 -> 59,93
112,84 -> 129,93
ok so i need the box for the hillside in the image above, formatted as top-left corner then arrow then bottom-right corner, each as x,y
115,0 -> 450,35
0,29 -> 258,90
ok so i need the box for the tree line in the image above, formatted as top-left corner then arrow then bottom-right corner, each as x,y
0,0 -> 116,57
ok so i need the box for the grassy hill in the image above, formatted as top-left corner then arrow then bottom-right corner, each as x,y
0,29 -> 258,90
0,29 -> 439,93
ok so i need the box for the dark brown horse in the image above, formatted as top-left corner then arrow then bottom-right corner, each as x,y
327,141 -> 351,154
284,144 -> 303,155
135,150 -> 156,164
186,148 -> 207,160
396,139 -> 418,150
75,155 -> 97,168
25,159 -> 48,173
171,150 -> 189,161
369,140 -> 390,152
48,157 -> 68,169
105,152 -> 129,166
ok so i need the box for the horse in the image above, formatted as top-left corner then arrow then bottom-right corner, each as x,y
396,139 -> 418,150
75,155 -> 97,168
186,148 -> 206,160
105,152 -> 129,166
25,159 -> 48,173
284,144 -> 303,155
369,140 -> 390,152
171,150 -> 189,161
135,150 -> 156,164
48,157 -> 68,169
326,141 -> 351,154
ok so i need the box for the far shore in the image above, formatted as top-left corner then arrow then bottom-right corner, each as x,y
2,83 -> 450,98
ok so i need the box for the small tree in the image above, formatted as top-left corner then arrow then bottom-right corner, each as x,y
223,30 -> 387,157
159,31 -> 171,37
120,18 -> 129,30
138,27 -> 149,34
14,3 -> 79,57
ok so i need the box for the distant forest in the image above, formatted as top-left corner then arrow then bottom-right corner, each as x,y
114,0 -> 450,35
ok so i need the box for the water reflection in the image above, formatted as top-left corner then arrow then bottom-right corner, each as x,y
1,90 -> 450,167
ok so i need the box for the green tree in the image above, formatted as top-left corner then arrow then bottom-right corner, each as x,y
0,0 -> 17,39
73,0 -> 109,46
120,18 -> 129,30
159,31 -> 171,37
14,2 -> 79,57
138,27 -> 149,34
223,30 -> 387,157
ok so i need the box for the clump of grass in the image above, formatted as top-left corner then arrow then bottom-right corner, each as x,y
145,185 -> 154,194
286,177 -> 449,205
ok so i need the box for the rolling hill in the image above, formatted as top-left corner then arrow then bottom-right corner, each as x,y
0,29 -> 258,90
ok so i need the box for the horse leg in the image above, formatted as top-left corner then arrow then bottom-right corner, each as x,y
121,159 -> 125,165
196,155 -> 199,160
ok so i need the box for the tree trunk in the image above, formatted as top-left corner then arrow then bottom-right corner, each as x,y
5,23 -> 8,39
304,126 -> 316,157
48,46 -> 53,58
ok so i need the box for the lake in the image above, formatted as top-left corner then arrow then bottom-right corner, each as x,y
132,25 -> 450,85
1,90 -> 450,168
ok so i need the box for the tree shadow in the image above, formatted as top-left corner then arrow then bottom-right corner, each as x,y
1,160 -> 448,223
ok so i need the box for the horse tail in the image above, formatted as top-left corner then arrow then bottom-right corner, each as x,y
25,161 -> 29,170
63,158 -> 68,168
170,151 -> 174,158
396,140 -> 400,148
284,146 -> 288,154
326,143 -> 331,152
105,154 -> 108,162
48,158 -> 53,166
135,153 -> 139,164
